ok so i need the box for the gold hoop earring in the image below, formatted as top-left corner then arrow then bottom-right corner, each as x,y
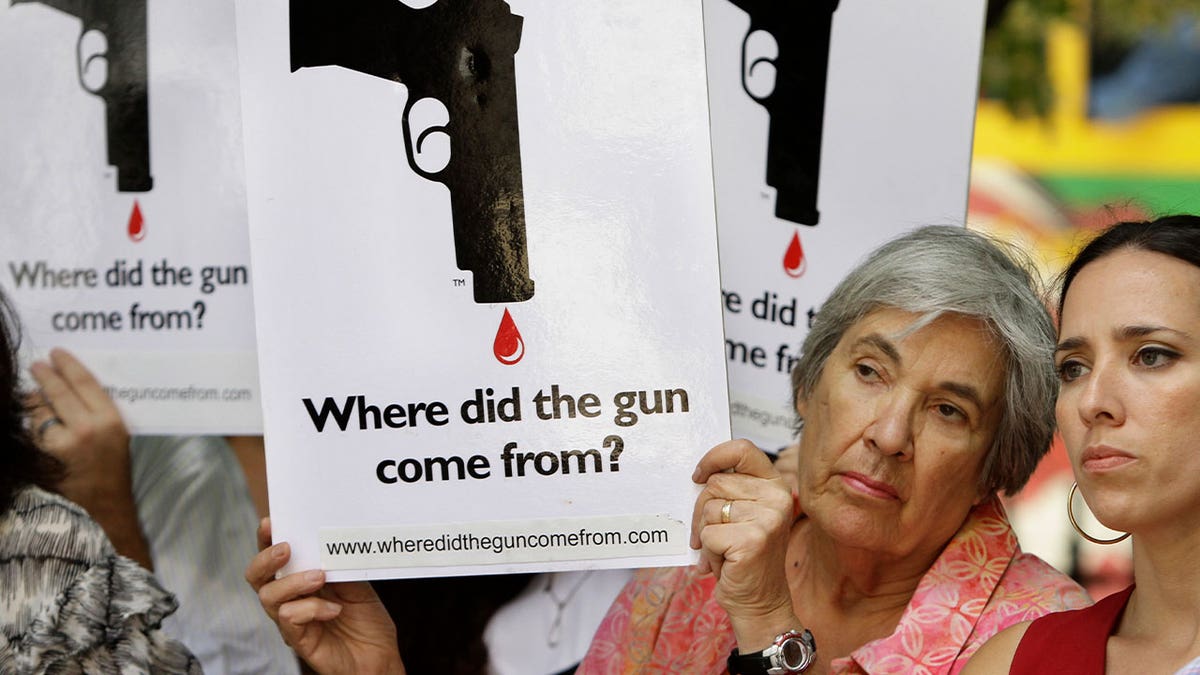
1067,482 -> 1130,545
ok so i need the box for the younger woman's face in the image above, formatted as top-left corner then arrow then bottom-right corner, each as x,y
1055,248 -> 1200,534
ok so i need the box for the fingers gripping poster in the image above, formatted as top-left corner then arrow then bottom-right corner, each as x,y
235,0 -> 730,580
706,0 -> 988,450
0,0 -> 261,434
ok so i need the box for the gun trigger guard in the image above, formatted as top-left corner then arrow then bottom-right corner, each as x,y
401,97 -> 448,182
75,32 -> 108,95
740,30 -> 774,104
415,124 -> 449,156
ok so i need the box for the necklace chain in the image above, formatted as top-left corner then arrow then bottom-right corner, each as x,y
544,571 -> 593,647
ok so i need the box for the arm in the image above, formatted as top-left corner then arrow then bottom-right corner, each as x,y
29,348 -> 152,569
130,435 -> 298,674
246,518 -> 406,675
227,435 -> 271,520
692,439 -> 802,653
961,621 -> 1030,674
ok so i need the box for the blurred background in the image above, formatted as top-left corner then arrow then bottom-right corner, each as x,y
967,0 -> 1200,600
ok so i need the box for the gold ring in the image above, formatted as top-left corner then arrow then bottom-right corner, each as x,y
720,500 -> 733,524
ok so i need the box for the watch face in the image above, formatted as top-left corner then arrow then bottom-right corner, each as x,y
780,638 -> 807,669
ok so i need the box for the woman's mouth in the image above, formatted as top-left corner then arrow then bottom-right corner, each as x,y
1080,445 -> 1137,473
841,472 -> 900,500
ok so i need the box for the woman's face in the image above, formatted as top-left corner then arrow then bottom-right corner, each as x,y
1056,248 -> 1200,534
795,308 -> 1006,560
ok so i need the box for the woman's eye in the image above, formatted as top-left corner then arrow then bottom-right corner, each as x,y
1057,360 -> 1087,382
936,403 -> 964,420
855,363 -> 879,380
1135,347 -> 1177,368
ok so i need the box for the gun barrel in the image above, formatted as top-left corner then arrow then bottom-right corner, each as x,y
102,0 -> 152,191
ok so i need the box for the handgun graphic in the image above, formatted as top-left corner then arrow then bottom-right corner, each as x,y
290,0 -> 534,304
12,0 -> 153,192
731,1 -> 840,226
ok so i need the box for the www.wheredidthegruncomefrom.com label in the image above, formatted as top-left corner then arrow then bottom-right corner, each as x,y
320,513 -> 684,570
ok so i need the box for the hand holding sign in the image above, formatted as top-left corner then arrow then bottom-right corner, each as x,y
28,348 -> 152,568
246,518 -> 404,675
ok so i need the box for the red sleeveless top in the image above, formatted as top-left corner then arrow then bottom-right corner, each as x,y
1010,586 -> 1134,674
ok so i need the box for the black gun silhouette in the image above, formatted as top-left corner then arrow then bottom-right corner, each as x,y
290,0 -> 534,304
730,0 -> 840,226
12,0 -> 152,192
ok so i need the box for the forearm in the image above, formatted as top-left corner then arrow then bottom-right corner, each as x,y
60,472 -> 154,570
90,495 -> 154,570
729,602 -> 804,652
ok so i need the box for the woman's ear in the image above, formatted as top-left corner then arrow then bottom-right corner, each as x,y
794,390 -> 808,419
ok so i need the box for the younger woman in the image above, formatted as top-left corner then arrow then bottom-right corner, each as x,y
966,215 -> 1200,673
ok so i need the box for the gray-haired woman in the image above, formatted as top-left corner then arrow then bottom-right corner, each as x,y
248,226 -> 1091,675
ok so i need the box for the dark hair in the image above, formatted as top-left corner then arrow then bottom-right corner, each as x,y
373,574 -> 533,674
1059,215 -> 1200,316
0,293 -> 63,514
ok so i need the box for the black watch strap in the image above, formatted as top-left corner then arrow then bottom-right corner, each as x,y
727,649 -> 775,675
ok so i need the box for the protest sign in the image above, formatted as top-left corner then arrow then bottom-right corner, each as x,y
0,0 -> 261,433
706,0 -> 988,450
235,0 -> 729,580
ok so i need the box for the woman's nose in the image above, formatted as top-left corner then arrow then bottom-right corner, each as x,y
1077,361 -> 1125,427
865,394 -> 914,459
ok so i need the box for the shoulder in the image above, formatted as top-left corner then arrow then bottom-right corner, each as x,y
131,435 -> 240,493
987,587 -> 1133,675
0,485 -> 113,564
996,552 -> 1092,616
0,487 -> 200,673
0,487 -> 113,646
130,435 -> 251,537
578,566 -> 730,674
958,500 -> 1090,615
967,551 -> 1090,651
961,620 -> 1032,674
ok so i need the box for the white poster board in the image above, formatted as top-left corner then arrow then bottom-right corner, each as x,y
0,0 -> 261,434
236,0 -> 730,580
706,0 -> 987,450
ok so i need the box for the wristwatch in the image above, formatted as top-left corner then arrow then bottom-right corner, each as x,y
727,629 -> 817,674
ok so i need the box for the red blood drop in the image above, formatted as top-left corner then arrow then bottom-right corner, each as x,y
493,308 -> 525,365
783,230 -> 807,278
128,201 -> 146,242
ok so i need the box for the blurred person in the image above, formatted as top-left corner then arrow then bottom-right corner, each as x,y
362,567 -> 629,674
966,215 -> 1200,672
0,298 -> 200,672
245,226 -> 1090,674
27,348 -> 298,675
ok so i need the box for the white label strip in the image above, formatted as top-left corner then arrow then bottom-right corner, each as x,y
320,514 -> 685,570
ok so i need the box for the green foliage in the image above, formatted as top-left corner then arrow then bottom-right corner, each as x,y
980,0 -> 1073,117
1092,0 -> 1200,50
980,0 -> 1200,116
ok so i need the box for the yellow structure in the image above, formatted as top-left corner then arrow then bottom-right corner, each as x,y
973,22 -> 1200,176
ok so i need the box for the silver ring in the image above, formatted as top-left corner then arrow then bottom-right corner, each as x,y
720,500 -> 733,524
35,417 -> 62,438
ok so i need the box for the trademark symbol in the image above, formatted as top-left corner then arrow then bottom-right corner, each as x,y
453,278 -> 466,287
